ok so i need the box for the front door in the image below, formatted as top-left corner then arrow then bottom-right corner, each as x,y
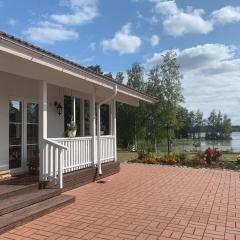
9,99 -> 39,171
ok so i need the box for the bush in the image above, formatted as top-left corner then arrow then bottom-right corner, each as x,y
188,155 -> 207,167
175,152 -> 187,164
157,155 -> 178,165
205,147 -> 222,164
237,155 -> 240,164
145,157 -> 158,164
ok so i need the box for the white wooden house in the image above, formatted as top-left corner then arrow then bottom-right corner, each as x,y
0,32 -> 157,188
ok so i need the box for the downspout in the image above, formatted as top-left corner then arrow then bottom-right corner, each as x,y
97,85 -> 118,175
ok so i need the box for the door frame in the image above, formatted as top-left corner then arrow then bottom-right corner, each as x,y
9,97 -> 39,174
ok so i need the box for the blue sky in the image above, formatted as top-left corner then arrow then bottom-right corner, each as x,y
1,0 -> 240,124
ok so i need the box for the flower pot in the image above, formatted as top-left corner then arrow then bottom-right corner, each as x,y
68,130 -> 77,138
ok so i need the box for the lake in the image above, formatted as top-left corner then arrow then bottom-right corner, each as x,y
172,132 -> 240,153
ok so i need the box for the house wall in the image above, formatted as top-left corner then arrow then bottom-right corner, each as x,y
0,71 -> 64,171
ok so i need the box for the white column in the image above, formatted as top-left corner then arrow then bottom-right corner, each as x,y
97,104 -> 102,174
112,99 -> 117,162
73,96 -> 76,124
39,81 -> 47,182
90,94 -> 96,166
109,103 -> 113,135
80,99 -> 85,137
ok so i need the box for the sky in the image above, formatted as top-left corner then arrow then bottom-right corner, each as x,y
1,0 -> 240,124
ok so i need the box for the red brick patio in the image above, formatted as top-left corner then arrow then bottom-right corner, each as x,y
1,164 -> 240,240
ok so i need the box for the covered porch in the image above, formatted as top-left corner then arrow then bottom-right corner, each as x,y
39,81 -> 118,189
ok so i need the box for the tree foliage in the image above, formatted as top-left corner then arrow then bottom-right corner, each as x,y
88,50 -> 232,149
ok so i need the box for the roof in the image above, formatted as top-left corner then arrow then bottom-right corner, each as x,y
0,31 -> 158,102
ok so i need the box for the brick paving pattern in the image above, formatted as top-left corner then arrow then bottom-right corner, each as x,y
1,164 -> 240,240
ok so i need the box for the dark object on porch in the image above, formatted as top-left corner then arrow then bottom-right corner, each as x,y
97,180 -> 107,184
27,149 -> 39,175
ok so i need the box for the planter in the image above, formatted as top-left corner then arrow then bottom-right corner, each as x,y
67,130 -> 77,138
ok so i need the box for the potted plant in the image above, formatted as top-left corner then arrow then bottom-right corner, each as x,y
66,120 -> 77,138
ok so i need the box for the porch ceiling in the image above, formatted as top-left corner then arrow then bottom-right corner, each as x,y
0,33 -> 158,106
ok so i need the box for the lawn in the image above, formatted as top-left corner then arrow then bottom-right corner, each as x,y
117,150 -> 138,162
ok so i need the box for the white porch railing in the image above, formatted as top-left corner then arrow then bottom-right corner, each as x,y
43,138 -> 68,188
43,135 -> 115,188
100,135 -> 115,163
53,137 -> 93,173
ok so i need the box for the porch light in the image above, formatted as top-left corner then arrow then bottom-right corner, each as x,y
54,101 -> 63,116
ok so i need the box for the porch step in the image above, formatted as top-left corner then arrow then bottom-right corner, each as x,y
0,188 -> 61,215
0,194 -> 75,234
0,183 -> 39,200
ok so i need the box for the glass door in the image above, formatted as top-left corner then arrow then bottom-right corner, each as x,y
9,100 -> 39,170
25,102 -> 39,165
9,100 -> 23,169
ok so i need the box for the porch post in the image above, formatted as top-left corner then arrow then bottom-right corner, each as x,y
97,104 -> 102,174
80,99 -> 85,136
90,93 -> 96,166
109,103 -> 113,135
39,81 -> 47,182
73,96 -> 76,124
112,99 -> 117,162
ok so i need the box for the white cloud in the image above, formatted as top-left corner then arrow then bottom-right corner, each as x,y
24,21 -> 79,44
150,0 -> 178,15
164,9 -> 213,36
211,6 -> 240,25
151,34 -> 159,47
148,1 -> 240,37
88,42 -> 96,51
101,23 -> 141,55
146,44 -> 240,124
150,0 -> 213,36
50,0 -> 99,25
23,0 -> 100,44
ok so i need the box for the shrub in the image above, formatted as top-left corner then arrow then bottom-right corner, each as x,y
145,157 -> 158,164
189,155 -> 207,167
237,155 -> 240,164
205,147 -> 222,164
175,152 -> 187,164
137,141 -> 152,159
157,155 -> 178,165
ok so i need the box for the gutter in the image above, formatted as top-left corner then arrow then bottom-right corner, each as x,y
97,85 -> 118,175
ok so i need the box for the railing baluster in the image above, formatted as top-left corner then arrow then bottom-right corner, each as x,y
58,149 -> 63,189
53,146 -> 56,182
44,143 -> 49,181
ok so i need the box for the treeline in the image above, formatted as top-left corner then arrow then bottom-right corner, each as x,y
232,126 -> 240,132
88,50 -> 232,149
176,108 -> 232,140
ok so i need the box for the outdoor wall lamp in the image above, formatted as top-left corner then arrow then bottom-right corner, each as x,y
54,101 -> 63,116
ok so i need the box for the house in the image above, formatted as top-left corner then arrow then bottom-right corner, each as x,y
0,31 -> 157,189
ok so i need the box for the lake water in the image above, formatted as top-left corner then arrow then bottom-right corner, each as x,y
173,132 -> 240,153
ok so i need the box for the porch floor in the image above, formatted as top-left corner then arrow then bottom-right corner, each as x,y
2,163 -> 240,240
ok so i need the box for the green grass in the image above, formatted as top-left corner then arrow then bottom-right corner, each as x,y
221,153 -> 239,162
117,151 -> 138,162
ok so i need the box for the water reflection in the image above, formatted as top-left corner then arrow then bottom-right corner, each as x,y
175,132 -> 240,153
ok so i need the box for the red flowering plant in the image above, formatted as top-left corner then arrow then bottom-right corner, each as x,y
204,147 -> 222,164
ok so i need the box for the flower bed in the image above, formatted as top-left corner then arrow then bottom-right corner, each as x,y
129,147 -> 240,170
